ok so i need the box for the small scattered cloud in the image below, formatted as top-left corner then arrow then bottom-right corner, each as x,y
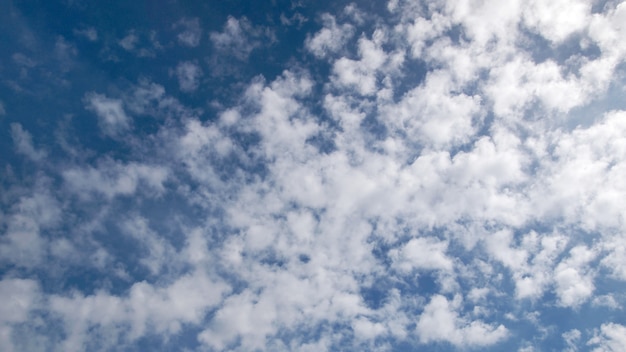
84,92 -> 131,137
117,30 -> 160,57
416,295 -> 508,347
209,16 -> 275,61
562,329 -> 581,352
587,323 -> 626,352
63,159 -> 169,200
280,12 -> 307,28
119,31 -> 139,51
73,27 -> 98,41
173,61 -> 203,92
305,14 -> 354,58
174,18 -> 202,47
10,123 -> 47,162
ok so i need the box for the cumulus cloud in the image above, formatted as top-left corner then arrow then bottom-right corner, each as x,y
305,14 -> 354,58
416,295 -> 508,347
563,329 -> 581,352
173,61 -> 202,92
118,31 -> 139,51
117,30 -> 161,57
62,159 -> 168,199
390,237 -> 454,273
554,245 -> 596,307
0,187 -> 60,269
50,269 -> 229,351
0,278 -> 41,351
174,17 -> 201,47
84,93 -> 131,137
4,0 -> 626,351
210,16 -> 274,60
588,323 -> 626,352
10,123 -> 46,161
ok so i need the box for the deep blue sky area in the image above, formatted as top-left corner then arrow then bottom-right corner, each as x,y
2,0 -> 626,351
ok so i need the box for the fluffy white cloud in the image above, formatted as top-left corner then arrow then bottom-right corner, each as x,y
588,323 -> 626,352
485,230 -> 569,300
382,70 -> 481,148
5,1 -> 626,351
530,110 -> 626,231
49,269 -> 229,351
305,14 -> 354,58
523,0 -> 591,43
416,294 -> 508,347
331,32 -> 403,96
63,159 -> 169,199
390,237 -> 453,273
0,189 -> 60,269
563,329 -> 581,352
554,245 -> 596,307
0,278 -> 40,324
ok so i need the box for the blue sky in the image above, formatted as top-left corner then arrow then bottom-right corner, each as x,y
2,0 -> 626,351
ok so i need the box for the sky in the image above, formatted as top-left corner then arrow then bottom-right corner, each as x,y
1,0 -> 626,351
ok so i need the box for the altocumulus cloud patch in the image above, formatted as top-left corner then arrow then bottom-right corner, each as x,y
2,0 -> 626,351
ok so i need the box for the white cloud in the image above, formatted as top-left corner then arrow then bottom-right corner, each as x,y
592,295 -> 621,310
63,159 -> 168,200
485,230 -> 569,300
416,294 -> 508,347
74,27 -> 98,41
390,237 -> 453,273
331,32 -> 404,96
50,269 -> 229,351
305,14 -> 354,58
173,61 -> 202,92
117,30 -> 160,57
382,70 -> 481,148
84,93 -> 131,137
124,80 -> 166,115
0,278 -> 40,324
10,123 -> 46,161
0,190 -> 60,269
352,317 -> 387,340
174,18 -> 201,47
563,329 -> 581,352
119,31 -> 139,51
523,0 -> 591,44
120,216 -> 178,275
0,278 -> 41,352
588,323 -> 626,352
210,16 -> 273,60
554,245 -> 596,307
531,110 -> 626,231
5,0 -> 626,350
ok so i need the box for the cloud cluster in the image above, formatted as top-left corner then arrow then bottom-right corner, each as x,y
2,0 -> 626,351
